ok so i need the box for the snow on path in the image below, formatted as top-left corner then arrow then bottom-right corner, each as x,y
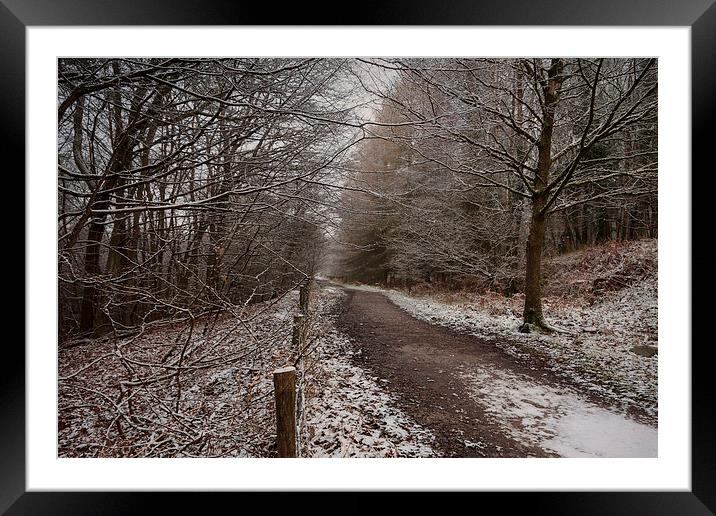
459,365 -> 657,458
305,343 -> 437,458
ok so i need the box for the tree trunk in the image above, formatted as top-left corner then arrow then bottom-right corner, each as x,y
523,194 -> 547,327
79,121 -> 131,333
79,216 -> 106,333
521,58 -> 564,331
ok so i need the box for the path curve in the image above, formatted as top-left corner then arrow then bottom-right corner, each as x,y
334,285 -> 657,458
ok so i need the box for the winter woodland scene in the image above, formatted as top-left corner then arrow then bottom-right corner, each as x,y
58,58 -> 658,458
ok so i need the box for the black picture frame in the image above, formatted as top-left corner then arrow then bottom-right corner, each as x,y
4,0 -> 711,512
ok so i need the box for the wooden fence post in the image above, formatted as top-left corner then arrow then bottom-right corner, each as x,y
273,366 -> 297,458
299,281 -> 309,314
292,314 -> 304,352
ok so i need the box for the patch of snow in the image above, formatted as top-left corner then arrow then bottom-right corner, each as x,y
459,365 -> 657,458
543,412 -> 656,458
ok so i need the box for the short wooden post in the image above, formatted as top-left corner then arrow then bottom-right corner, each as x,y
292,314 -> 304,352
273,366 -> 297,458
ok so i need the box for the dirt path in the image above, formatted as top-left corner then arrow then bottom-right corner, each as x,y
334,285 -> 657,458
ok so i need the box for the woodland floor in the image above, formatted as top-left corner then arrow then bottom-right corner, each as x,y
331,282 -> 657,458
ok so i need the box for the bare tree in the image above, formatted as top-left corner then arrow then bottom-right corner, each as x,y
59,57 -> 362,338
354,58 -> 657,330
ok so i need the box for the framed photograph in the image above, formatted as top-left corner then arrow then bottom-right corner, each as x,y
6,0 -> 711,512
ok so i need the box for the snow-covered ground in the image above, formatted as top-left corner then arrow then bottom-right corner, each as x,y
59,283 -> 437,458
372,278 -> 658,423
458,365 -> 656,457
301,286 -> 437,457
59,294 -> 299,457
